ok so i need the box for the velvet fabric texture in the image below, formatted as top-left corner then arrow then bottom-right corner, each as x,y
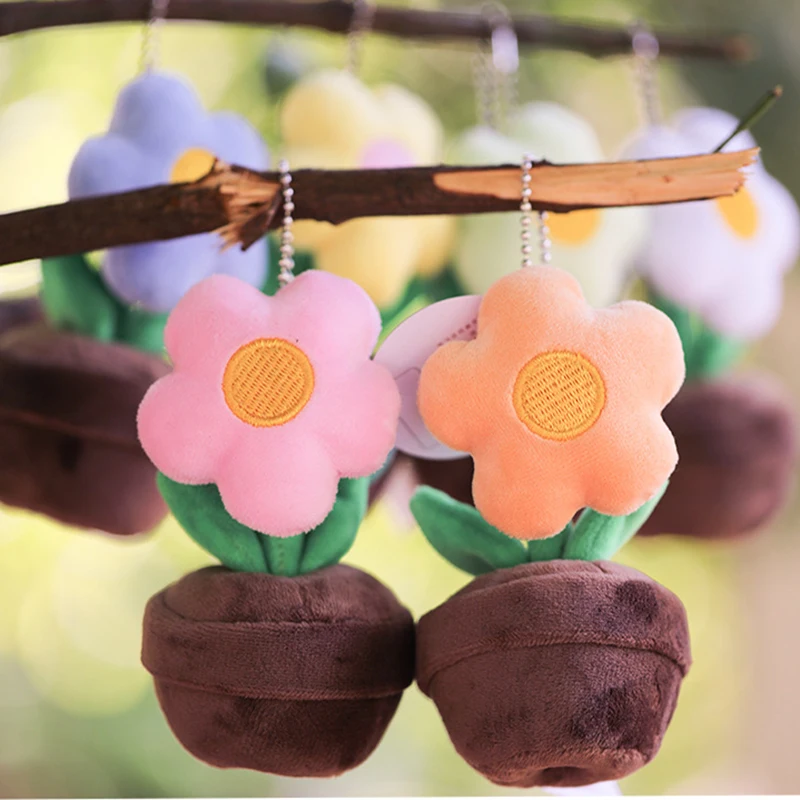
418,267 -> 684,539
142,564 -> 415,777
0,325 -> 169,534
417,560 -> 690,788
640,374 -> 797,539
0,295 -> 43,337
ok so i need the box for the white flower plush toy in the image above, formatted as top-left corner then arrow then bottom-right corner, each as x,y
450,103 -> 647,308
621,107 -> 800,341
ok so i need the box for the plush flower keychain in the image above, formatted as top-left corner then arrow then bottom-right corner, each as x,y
450,103 -> 647,308
139,162 -> 411,776
621,106 -> 799,540
279,69 -> 455,310
377,155 -> 691,787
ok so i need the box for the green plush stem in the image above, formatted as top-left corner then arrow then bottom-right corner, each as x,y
410,486 -> 527,576
561,482 -> 669,561
157,473 -> 367,576
40,253 -> 167,354
646,287 -> 744,381
527,524 -> 573,562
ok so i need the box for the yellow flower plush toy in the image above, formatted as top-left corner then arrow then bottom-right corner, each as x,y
280,69 -> 455,308
450,103 -> 647,308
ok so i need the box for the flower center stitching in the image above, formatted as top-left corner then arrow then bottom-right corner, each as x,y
715,187 -> 758,239
512,351 -> 606,441
547,209 -> 602,246
222,338 -> 314,427
170,147 -> 216,183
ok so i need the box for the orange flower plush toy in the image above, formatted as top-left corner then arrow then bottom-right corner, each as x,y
418,266 -> 685,540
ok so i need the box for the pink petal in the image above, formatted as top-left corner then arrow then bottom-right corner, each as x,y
273,271 -> 382,364
214,427 -> 340,537
164,274 -> 276,378
310,361 -> 400,477
137,372 -> 241,484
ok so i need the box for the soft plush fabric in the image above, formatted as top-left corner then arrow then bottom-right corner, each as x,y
138,272 -> 400,537
280,69 -> 455,308
416,560 -> 691,788
69,72 -> 269,312
418,267 -> 685,539
0,324 -> 169,534
41,254 -> 168,354
0,295 -> 43,337
142,564 -> 415,777
640,374 -> 797,539
621,107 -> 800,341
157,473 -> 367,574
449,104 -> 647,307
410,483 -> 666,574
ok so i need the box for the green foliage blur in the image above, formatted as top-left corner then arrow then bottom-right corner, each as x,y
1,0 -> 799,796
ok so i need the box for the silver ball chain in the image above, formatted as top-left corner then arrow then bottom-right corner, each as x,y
631,22 -> 661,126
521,154 -> 550,268
277,160 -> 295,287
346,0 -> 375,76
140,0 -> 170,73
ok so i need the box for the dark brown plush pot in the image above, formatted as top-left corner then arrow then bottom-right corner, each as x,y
416,560 -> 691,788
640,374 -> 797,539
0,324 -> 169,535
0,295 -> 43,337
142,564 -> 416,777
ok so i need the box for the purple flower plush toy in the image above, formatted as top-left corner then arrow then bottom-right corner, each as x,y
69,72 -> 269,313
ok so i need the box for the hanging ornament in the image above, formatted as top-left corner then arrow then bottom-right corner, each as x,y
279,68 -> 455,308
450,103 -> 647,308
68,71 -> 269,313
621,106 -> 800,341
376,156 -> 692,787
139,161 -> 410,776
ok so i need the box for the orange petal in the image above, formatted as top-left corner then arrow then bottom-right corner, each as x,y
418,340 -> 485,453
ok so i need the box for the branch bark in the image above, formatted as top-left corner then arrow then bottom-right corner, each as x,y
0,149 -> 758,267
0,0 -> 753,60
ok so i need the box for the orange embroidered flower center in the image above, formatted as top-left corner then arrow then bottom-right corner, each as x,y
715,187 -> 758,239
513,351 -> 606,441
222,338 -> 314,427
170,147 -> 216,183
547,209 -> 602,246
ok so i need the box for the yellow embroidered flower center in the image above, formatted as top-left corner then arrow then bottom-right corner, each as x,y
547,209 -> 602,246
513,351 -> 606,441
715,187 -> 758,239
170,147 -> 216,183
222,338 -> 314,427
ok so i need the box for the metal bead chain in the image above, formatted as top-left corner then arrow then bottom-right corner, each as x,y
278,160 -> 295,287
631,23 -> 661,126
520,154 -> 550,267
140,0 -> 170,73
346,0 -> 375,76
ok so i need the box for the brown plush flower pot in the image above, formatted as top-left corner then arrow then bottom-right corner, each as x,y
417,560 -> 691,788
640,374 -> 797,539
0,295 -> 43,337
142,564 -> 416,777
0,324 -> 169,535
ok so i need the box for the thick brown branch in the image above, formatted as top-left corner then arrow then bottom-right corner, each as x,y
0,0 -> 753,60
0,150 -> 758,267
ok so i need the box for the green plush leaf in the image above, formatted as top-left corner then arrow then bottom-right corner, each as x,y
561,482 -> 669,561
157,474 -> 269,573
423,264 -> 467,303
688,324 -> 745,380
116,305 -> 168,355
527,524 -> 572,562
40,254 -> 119,341
410,486 -> 527,576
300,477 -> 368,573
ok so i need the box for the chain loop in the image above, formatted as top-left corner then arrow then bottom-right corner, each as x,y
140,0 -> 170,73
631,21 -> 661,126
277,160 -> 296,287
346,0 -> 375,76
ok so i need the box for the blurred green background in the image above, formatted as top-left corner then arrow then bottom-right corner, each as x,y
1,0 -> 799,795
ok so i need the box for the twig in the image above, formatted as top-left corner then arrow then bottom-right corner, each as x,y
713,85 -> 783,153
0,0 -> 754,60
0,150 -> 758,267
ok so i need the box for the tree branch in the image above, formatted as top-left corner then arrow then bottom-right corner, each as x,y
0,149 -> 758,267
0,0 -> 753,60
